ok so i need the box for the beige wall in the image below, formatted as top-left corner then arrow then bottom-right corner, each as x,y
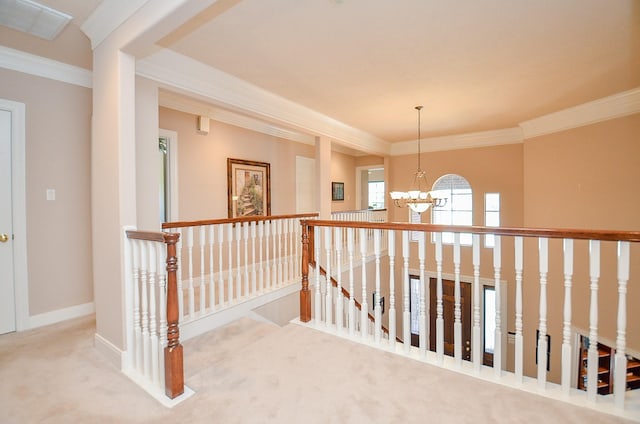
522,114 -> 640,382
0,68 -> 93,316
158,107 -> 315,220
330,151 -> 356,211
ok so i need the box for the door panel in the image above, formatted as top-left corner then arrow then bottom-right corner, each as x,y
0,108 -> 16,334
429,278 -> 472,360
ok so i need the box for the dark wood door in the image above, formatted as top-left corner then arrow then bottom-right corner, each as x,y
429,278 -> 472,360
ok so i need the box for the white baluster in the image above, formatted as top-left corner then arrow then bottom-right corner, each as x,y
227,223 -> 234,304
148,241 -> 159,385
454,233 -> 462,365
157,242 -> 167,389
175,229 -> 184,321
360,228 -> 368,340
199,226 -> 206,315
514,236 -> 524,384
186,226 -> 195,318
251,221 -> 257,295
235,222 -> 242,299
418,232 -> 427,358
402,231 -> 411,353
277,219 -> 283,287
586,240 -> 600,402
265,221 -> 271,290
140,241 -> 150,378
285,219 -> 291,283
272,220 -> 278,289
243,223 -> 249,298
347,227 -> 356,336
537,237 -> 548,388
335,227 -> 344,333
208,225 -> 215,312
131,239 -> 142,373
217,225 -> 225,306
388,231 -> 396,348
325,226 -> 333,328
258,221 -> 264,293
374,229 -> 382,345
435,232 -> 444,363
614,241 -> 630,409
314,225 -> 322,327
561,239 -> 573,394
472,234 -> 481,372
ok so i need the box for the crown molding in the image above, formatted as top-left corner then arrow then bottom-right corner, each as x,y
0,46 -> 92,88
80,0 -> 149,49
137,49 -> 391,156
519,87 -> 640,139
390,127 -> 523,156
159,91 -> 315,145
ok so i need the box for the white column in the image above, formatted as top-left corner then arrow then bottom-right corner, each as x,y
243,223 -> 249,297
258,221 -> 264,293
208,225 -> 215,312
514,236 -> 524,384
227,223 -> 234,303
402,231 -> 411,354
314,226 -> 322,327
494,236 -> 502,377
586,240 -> 600,402
614,241 -> 630,409
435,232 -> 444,364
251,221 -> 257,294
454,233 -> 462,365
388,231 -> 397,348
335,227 -> 344,333
360,228 -> 369,340
315,136 -> 332,220
472,234 -> 481,372
419,232 -> 427,358
217,225 -> 225,305
325,226 -> 333,328
537,237 -> 549,388
186,226 -> 195,317
347,227 -> 356,336
374,229 -> 383,345
561,239 -> 574,394
199,225 -> 206,315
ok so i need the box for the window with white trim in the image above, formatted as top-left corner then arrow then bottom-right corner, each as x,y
431,174 -> 472,245
484,193 -> 500,248
368,181 -> 385,209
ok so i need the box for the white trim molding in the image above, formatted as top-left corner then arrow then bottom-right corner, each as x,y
0,46 -> 92,88
80,0 -> 149,49
391,127 -> 524,156
28,302 -> 95,329
94,332 -> 126,370
138,49 -> 391,156
519,87 -> 640,139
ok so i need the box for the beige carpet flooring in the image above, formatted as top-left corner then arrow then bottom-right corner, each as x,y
0,315 -> 636,423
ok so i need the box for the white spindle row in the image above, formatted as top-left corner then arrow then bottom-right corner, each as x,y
125,236 -> 167,393
304,224 -> 634,412
165,217 -> 303,324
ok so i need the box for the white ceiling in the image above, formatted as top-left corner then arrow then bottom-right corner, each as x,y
6,0 -> 640,145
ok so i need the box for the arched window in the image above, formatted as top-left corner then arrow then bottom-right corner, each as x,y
431,174 -> 472,245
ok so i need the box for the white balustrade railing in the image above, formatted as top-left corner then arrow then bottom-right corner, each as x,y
299,220 -> 640,418
162,214 -> 316,326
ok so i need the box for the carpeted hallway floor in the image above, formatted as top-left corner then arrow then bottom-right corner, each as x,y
0,315 -> 636,423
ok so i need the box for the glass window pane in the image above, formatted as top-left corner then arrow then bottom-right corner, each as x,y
485,193 -> 500,211
452,193 -> 472,210
410,277 -> 420,334
485,234 -> 495,248
452,211 -> 472,225
460,233 -> 473,246
486,211 -> 499,227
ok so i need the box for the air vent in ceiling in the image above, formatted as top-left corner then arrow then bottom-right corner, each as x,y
0,0 -> 73,40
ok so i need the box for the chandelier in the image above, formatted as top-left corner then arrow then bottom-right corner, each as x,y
389,106 -> 446,214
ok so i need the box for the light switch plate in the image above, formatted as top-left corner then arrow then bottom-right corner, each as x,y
46,189 -> 55,201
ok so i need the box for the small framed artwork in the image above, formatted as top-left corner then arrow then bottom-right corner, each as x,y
227,158 -> 271,218
332,182 -> 344,201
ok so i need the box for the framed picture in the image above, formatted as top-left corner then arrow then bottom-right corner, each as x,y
227,158 -> 271,218
332,182 -> 344,201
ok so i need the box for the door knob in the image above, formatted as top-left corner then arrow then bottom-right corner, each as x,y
0,233 -> 8,243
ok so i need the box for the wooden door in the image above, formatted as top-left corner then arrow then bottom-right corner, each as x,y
429,278 -> 472,360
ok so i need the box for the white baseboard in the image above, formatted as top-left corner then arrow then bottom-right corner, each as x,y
94,332 -> 125,370
28,302 -> 95,329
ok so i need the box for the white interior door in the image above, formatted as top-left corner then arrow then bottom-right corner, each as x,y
0,108 -> 16,334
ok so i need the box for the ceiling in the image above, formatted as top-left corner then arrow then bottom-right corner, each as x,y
5,0 -> 640,145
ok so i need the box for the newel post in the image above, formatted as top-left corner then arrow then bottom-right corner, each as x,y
300,221 -> 312,322
163,232 -> 184,399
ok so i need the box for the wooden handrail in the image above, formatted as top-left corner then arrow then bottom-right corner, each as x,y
302,220 -> 640,242
331,208 -> 387,214
162,213 -> 319,229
